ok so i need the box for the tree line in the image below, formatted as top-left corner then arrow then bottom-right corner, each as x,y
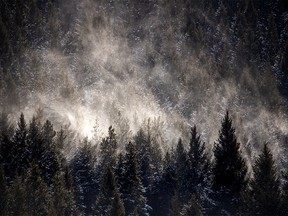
0,111 -> 287,215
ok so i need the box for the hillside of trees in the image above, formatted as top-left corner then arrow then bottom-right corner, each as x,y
1,0 -> 288,215
0,111 -> 288,215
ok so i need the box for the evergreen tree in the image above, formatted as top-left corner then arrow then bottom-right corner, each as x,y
213,111 -> 247,195
95,165 -> 125,216
134,125 -> 163,212
188,126 -> 209,192
120,141 -> 150,215
151,151 -> 177,216
27,116 -> 42,164
71,140 -> 97,215
242,144 -> 281,216
52,172 -> 68,216
8,176 -> 27,216
0,165 -> 7,216
175,138 -> 190,202
62,167 -> 79,216
12,113 -> 29,176
39,120 -> 59,185
115,153 -> 125,184
211,111 -> 247,215
55,127 -> 66,151
99,126 -> 117,167
25,162 -> 55,216
134,128 -> 153,190
0,129 -> 15,181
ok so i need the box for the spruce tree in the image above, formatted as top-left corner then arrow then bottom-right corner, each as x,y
213,111 -> 247,195
134,128 -> 152,190
71,140 -> 97,215
175,138 -> 190,202
0,165 -> 7,216
95,165 -> 125,216
52,172 -> 68,216
120,142 -> 149,215
0,129 -> 15,181
12,113 -> 29,176
25,162 -> 55,216
39,120 -> 59,185
188,125 -> 209,192
243,144 -> 281,216
152,151 -> 177,216
99,126 -> 117,168
27,116 -> 42,164
8,176 -> 27,216
134,126 -> 163,210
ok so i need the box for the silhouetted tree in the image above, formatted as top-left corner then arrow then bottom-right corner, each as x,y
12,113 -> 29,176
119,142 -> 150,215
242,144 -> 281,216
52,172 -> 69,216
39,120 -> 59,185
0,129 -> 15,181
25,162 -> 55,216
175,138 -> 190,202
99,126 -> 117,168
212,111 -> 247,215
0,165 -> 8,216
8,176 -> 27,216
95,165 -> 125,215
188,125 -> 209,192
71,140 -> 97,215
151,151 -> 177,216
213,111 -> 247,194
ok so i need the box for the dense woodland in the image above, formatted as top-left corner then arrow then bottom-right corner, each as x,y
1,0 -> 288,215
0,111 -> 288,215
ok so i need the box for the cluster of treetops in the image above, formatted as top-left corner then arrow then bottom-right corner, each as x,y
0,110 -> 287,216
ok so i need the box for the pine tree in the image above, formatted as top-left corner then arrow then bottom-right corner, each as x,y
95,165 -> 125,216
12,113 -> 29,176
99,126 -> 117,168
27,116 -> 42,164
243,144 -> 281,216
134,125 -> 163,211
25,162 -> 55,216
175,138 -> 190,202
55,127 -> 66,151
0,165 -> 8,216
152,151 -> 177,216
62,167 -> 79,216
188,126 -> 209,192
0,129 -> 15,181
120,141 -> 150,215
52,172 -> 68,216
134,128 -> 152,189
39,120 -> 59,185
213,111 -> 247,195
71,140 -> 97,215
8,176 -> 27,216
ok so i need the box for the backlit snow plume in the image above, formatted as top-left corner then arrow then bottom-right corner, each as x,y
3,0 -> 288,166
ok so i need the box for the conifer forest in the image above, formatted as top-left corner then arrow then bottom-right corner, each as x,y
1,0 -> 288,215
